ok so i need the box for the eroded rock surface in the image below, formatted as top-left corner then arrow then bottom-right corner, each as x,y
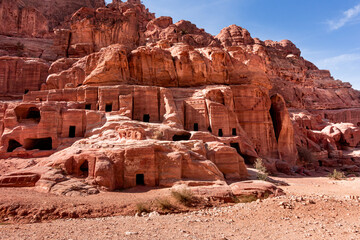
0,0 -> 359,194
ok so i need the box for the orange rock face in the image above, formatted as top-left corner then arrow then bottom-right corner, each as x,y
0,0 -> 105,38
0,57 -> 50,97
0,0 -> 360,193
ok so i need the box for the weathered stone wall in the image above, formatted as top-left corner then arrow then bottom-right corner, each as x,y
0,57 -> 50,97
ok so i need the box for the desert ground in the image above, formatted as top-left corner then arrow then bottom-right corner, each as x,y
1,171 -> 360,240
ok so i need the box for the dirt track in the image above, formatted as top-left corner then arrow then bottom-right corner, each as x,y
1,176 -> 360,240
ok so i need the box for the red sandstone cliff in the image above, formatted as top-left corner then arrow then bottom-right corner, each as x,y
0,0 -> 105,38
0,0 -> 359,192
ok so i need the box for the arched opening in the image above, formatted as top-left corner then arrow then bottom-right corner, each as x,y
69,126 -> 76,138
7,139 -> 22,152
230,142 -> 241,154
15,106 -> 41,123
318,160 -> 323,167
24,137 -> 52,150
24,89 -> 29,94
136,174 -> 145,186
232,128 -> 237,136
230,142 -> 253,165
143,114 -> 150,122
269,105 -> 280,142
26,107 -> 41,120
172,132 -> 191,141
270,95 -> 286,143
193,123 -> 199,131
85,104 -> 91,110
105,103 -> 113,112
80,160 -> 89,177
218,129 -> 223,137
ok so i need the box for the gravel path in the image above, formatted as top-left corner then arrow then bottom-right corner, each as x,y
1,177 -> 360,240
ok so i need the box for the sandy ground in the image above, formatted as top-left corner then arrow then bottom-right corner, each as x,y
1,176 -> 360,240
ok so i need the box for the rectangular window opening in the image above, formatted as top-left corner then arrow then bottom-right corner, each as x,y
69,126 -> 76,138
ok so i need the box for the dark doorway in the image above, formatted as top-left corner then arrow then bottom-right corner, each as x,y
230,142 -> 252,164
218,129 -> 223,137
136,174 -> 145,185
208,126 -> 212,133
24,89 -> 29,94
15,106 -> 41,123
230,142 -> 241,155
357,122 -> 360,127
143,114 -> 150,122
269,102 -> 281,142
105,103 -> 113,112
80,161 -> 89,177
24,137 -> 52,150
194,123 -> 199,131
7,139 -> 22,152
69,126 -> 76,138
27,107 -> 41,119
85,104 -> 91,110
172,132 -> 191,141
232,128 -> 237,136
318,160 -> 323,167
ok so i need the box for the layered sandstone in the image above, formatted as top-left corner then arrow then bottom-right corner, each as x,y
0,56 -> 50,97
0,0 -> 105,38
0,0 -> 359,193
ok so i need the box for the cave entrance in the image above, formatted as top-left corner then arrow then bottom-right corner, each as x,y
172,132 -> 191,141
208,126 -> 212,133
105,103 -> 113,112
26,107 -> 41,121
80,160 -> 89,177
232,128 -> 237,136
218,129 -> 223,137
143,114 -> 150,122
24,137 -> 52,150
230,142 -> 241,155
230,142 -> 252,165
69,126 -> 76,138
15,106 -> 41,123
318,160 -> 323,167
85,104 -> 91,110
7,139 -> 22,152
24,89 -> 29,94
194,123 -> 199,131
136,174 -> 145,186
357,122 -> 360,127
269,105 -> 280,142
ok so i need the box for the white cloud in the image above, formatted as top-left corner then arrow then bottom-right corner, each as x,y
328,3 -> 360,30
318,53 -> 360,66
314,53 -> 360,90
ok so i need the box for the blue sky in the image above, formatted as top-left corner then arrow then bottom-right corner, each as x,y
106,0 -> 360,90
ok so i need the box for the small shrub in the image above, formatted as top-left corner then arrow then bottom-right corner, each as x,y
254,158 -> 268,181
15,41 -> 25,57
152,130 -> 163,140
16,41 -> 24,50
135,202 -> 150,214
233,195 -> 258,203
180,29 -> 188,35
297,147 -> 314,163
328,169 -> 346,180
171,188 -> 194,206
156,198 -> 174,211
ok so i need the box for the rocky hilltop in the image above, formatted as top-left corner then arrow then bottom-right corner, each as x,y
0,0 -> 359,195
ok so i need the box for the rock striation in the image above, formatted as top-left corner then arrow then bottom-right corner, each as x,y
0,0 -> 359,193
0,0 -> 105,38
